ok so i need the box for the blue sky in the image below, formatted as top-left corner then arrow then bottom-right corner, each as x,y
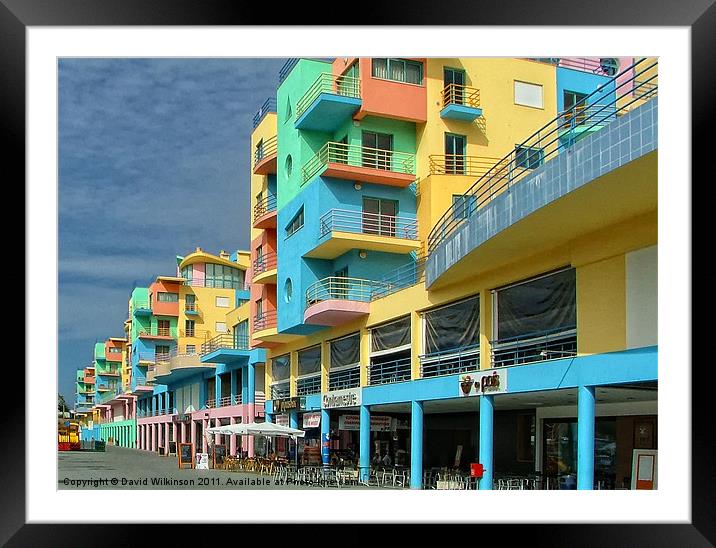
58,58 -> 289,405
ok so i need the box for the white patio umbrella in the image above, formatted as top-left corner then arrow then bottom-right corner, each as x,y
206,421 -> 306,466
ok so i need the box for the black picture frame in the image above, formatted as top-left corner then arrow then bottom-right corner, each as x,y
8,0 -> 704,545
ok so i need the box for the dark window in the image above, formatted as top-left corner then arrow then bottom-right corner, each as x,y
330,333 -> 360,369
361,131 -> 393,170
452,195 -> 477,220
298,345 -> 321,376
371,316 -> 411,352
424,296 -> 479,355
286,207 -> 304,237
372,58 -> 423,85
515,145 -> 544,169
271,354 -> 290,382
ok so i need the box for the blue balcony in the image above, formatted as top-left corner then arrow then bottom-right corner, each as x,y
199,333 -> 251,364
295,73 -> 361,132
439,84 -> 482,122
133,301 -> 152,317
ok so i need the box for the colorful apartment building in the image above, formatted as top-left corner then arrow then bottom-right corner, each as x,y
252,56 -> 658,489
72,56 -> 658,490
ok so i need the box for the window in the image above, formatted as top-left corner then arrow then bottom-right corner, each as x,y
186,344 -> 196,355
185,294 -> 196,311
255,139 -> 264,162
452,195 -> 477,220
284,278 -> 293,303
156,345 -> 170,360
423,296 -> 480,356
298,345 -> 321,377
157,292 -> 179,302
180,266 -> 193,283
362,197 -> 397,236
514,81 -> 544,109
563,90 -> 589,124
256,299 -> 263,318
330,332 -> 360,369
272,354 -> 290,382
215,296 -> 230,308
286,207 -> 304,238
285,96 -> 292,119
205,263 -> 244,289
215,322 -> 227,333
108,347 -> 122,353
372,58 -> 423,85
185,320 -> 195,338
371,316 -> 411,354
515,145 -> 544,169
443,67 -> 466,104
157,320 -> 170,337
445,133 -> 467,174
285,155 -> 293,178
361,131 -> 393,170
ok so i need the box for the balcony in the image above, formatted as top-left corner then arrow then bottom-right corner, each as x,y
182,279 -> 247,290
132,301 -> 152,317
368,356 -> 412,386
205,395 -> 242,409
328,366 -> 360,391
137,326 -> 174,340
304,277 -> 390,326
83,375 -> 95,384
252,251 -> 277,285
301,142 -> 416,188
97,368 -> 121,377
253,309 -> 277,334
270,381 -> 290,401
491,326 -> 577,368
199,333 -> 250,364
305,208 -> 421,260
253,134 -> 278,175
439,84 -> 482,121
253,194 -> 277,230
428,154 -> 504,178
154,347 -> 216,383
106,352 -> 123,362
253,97 -> 277,129
419,345 -> 480,378
295,73 -> 362,132
557,103 -> 617,144
296,374 -> 322,396
185,302 -> 199,316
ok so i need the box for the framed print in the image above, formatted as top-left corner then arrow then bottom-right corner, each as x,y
7,0 -> 704,545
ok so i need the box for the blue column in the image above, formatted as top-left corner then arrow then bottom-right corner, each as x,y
359,405 -> 371,482
577,385 -> 596,490
151,395 -> 157,414
479,395 -> 494,490
241,367 -> 249,404
215,374 -> 222,406
230,369 -> 238,403
289,411 -> 298,429
410,400 -> 424,489
265,413 -> 273,423
199,380 -> 207,409
321,408 -> 331,467
247,363 -> 256,404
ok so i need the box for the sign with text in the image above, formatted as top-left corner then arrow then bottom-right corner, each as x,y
177,442 -> 194,469
274,397 -> 306,414
458,370 -> 508,397
303,412 -> 322,429
172,414 -> 191,424
322,388 -> 361,409
339,414 -> 393,432
275,414 -> 289,427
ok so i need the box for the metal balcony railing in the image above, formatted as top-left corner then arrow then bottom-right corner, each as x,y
420,344 -> 480,378
441,83 -> 480,109
200,333 -> 250,356
97,368 -> 121,376
270,382 -> 290,400
491,326 -> 577,368
253,97 -> 277,129
296,374 -> 322,396
319,208 -> 418,240
329,366 -> 360,391
427,58 -> 658,255
368,356 -> 412,386
137,326 -> 173,338
301,141 -> 416,185
305,277 -> 391,308
295,72 -> 361,119
132,301 -> 150,312
428,154 -> 503,177
182,278 -> 245,290
254,135 -> 278,169
155,353 -> 171,364
253,194 -> 277,222
185,302 -> 197,312
370,256 -> 427,301
255,390 -> 266,406
169,346 -> 199,358
278,58 -> 299,83
558,103 -> 617,130
253,251 -> 277,275
137,407 -> 177,418
253,310 -> 277,332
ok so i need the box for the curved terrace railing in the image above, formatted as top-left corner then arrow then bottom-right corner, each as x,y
278,58 -> 299,83
254,135 -> 278,168
295,73 -> 361,120
427,57 -> 658,256
253,97 -> 277,129
305,276 -> 391,307
253,194 -> 277,221
254,309 -> 277,332
200,333 -> 250,356
301,142 -> 416,185
441,83 -> 480,109
253,251 -> 277,276
319,208 -> 418,240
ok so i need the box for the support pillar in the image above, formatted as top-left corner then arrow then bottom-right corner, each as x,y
410,400 -> 424,489
230,417 -> 237,456
479,395 -> 494,490
191,420 -> 197,453
215,417 -> 221,446
202,419 -> 208,454
231,369 -> 238,405
164,422 -> 170,456
151,423 -> 156,452
247,363 -> 256,457
215,374 -> 222,408
577,385 -> 596,490
321,408 -> 330,468
359,404 -> 371,482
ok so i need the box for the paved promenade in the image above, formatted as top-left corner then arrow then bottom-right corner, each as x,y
58,445 -> 368,490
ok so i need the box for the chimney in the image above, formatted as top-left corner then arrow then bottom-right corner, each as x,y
195,246 -> 202,253
219,249 -> 229,260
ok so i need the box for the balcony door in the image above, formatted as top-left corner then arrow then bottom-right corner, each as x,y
362,131 -> 393,171
363,197 -> 397,237
444,67 -> 466,105
157,319 -> 170,337
333,267 -> 349,300
564,90 -> 588,124
445,133 -> 466,175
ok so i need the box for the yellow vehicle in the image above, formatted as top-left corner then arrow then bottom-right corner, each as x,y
58,417 -> 80,449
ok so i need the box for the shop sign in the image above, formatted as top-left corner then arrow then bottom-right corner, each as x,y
274,397 -> 306,414
275,414 -> 289,427
303,412 -> 322,429
458,370 -> 508,397
322,388 -> 361,409
339,414 -> 393,432
172,413 -> 192,423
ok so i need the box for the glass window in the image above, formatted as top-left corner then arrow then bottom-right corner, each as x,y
371,316 -> 411,352
216,296 -> 230,308
185,320 -> 195,337
515,146 -> 544,169
215,322 -> 227,333
186,344 -> 196,355
286,207 -> 304,238
157,292 -> 179,302
272,354 -> 290,382
329,333 -> 360,369
423,295 -> 480,355
514,80 -> 544,108
452,195 -> 477,220
298,345 -> 321,376
372,58 -> 423,85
